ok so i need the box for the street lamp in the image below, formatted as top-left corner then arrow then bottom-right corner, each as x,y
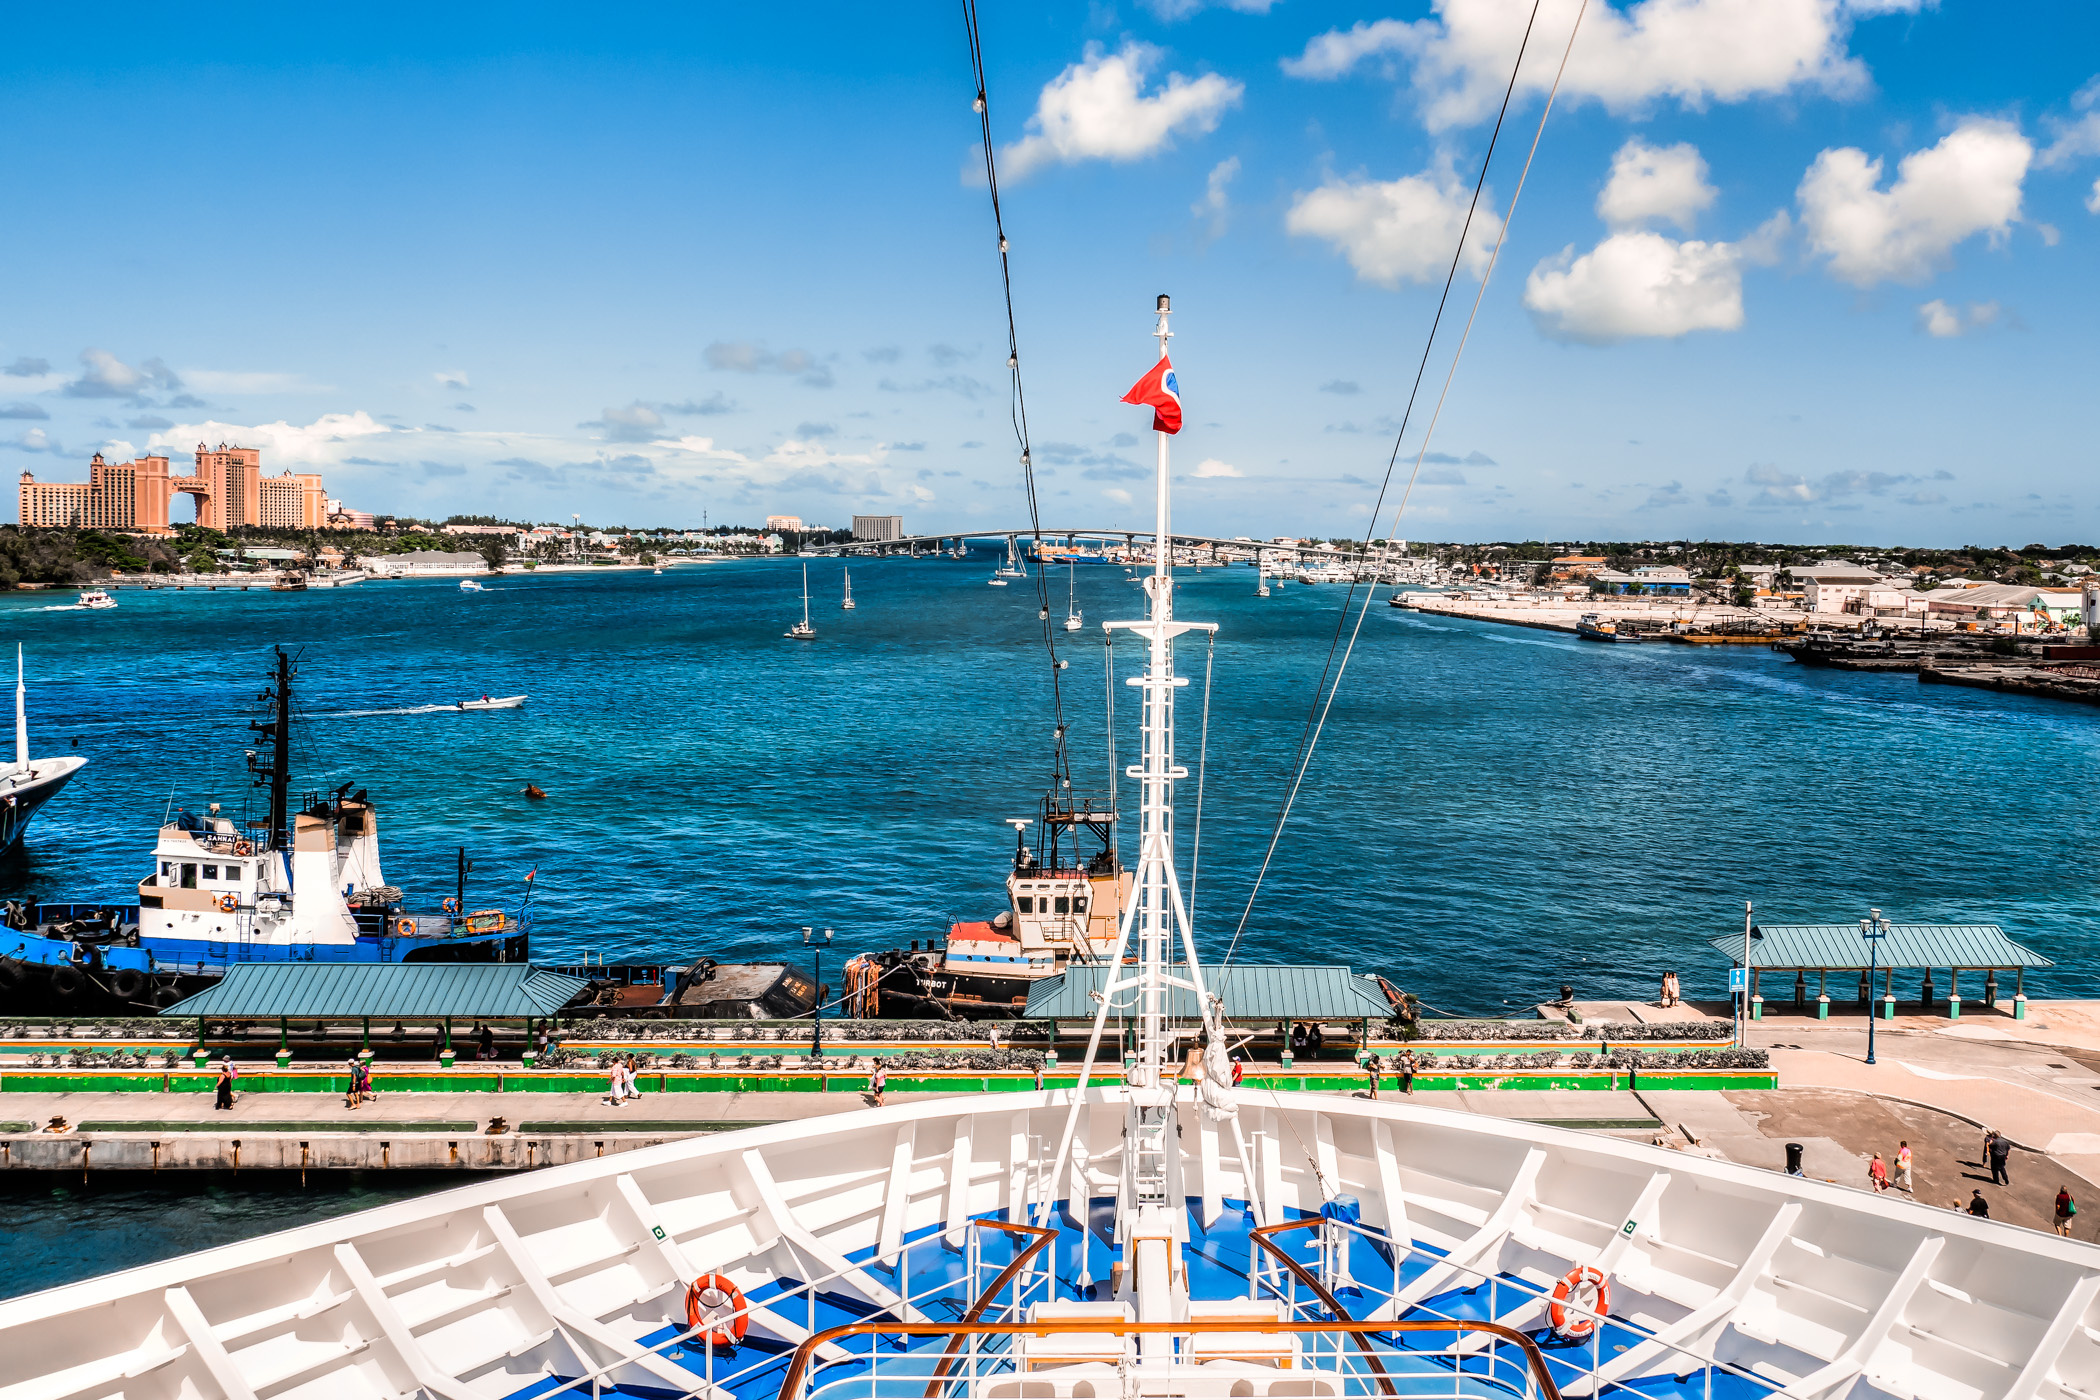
1861,907 -> 1890,1065
803,926 -> 834,1059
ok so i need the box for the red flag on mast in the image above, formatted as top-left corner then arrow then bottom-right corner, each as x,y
1121,358 -> 1182,435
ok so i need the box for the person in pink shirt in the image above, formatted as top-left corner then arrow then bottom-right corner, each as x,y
1868,1152 -> 1890,1191
1893,1141 -> 1913,1193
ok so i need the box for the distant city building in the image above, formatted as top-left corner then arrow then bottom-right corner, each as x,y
1550,555 -> 1607,579
440,524 -> 523,538
19,443 -> 343,532
852,514 -> 904,542
765,514 -> 803,532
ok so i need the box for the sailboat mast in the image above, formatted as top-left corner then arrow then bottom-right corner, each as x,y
14,645 -> 27,770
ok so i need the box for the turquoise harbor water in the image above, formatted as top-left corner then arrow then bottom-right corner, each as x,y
2,556 -> 2098,1010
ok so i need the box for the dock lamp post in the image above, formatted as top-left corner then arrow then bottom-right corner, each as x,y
1862,908 -> 1890,1066
803,926 -> 833,1059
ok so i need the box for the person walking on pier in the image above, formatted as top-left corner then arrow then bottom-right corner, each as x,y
1968,1190 -> 1991,1218
870,1061 -> 888,1107
213,1060 -> 235,1111
1398,1051 -> 1417,1096
1894,1141 -> 1913,1193
1364,1055 -> 1381,1101
1869,1153 -> 1889,1192
1987,1131 -> 2013,1186
2056,1186 -> 2078,1236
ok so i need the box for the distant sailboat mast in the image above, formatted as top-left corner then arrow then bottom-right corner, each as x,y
13,645 -> 28,771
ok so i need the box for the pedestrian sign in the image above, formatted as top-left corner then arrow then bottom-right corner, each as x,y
1728,968 -> 1749,993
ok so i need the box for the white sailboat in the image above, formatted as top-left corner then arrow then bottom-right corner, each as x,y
786,563 -> 816,640
3,292 -> 2094,1400
1063,556 -> 1082,631
1257,561 -> 1271,597
995,534 -> 1027,579
841,568 -> 856,610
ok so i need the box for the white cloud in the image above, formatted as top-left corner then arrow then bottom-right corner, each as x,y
1103,487 -> 1134,505
1281,19 -> 1414,80
434,369 -> 470,390
1916,299 -> 2001,337
1004,42 -> 1242,179
1598,139 -> 1716,230
1286,0 -> 1872,131
910,484 -> 936,503
1286,168 -> 1503,286
181,369 -> 320,395
1143,0 -> 1277,17
1797,118 -> 2032,286
148,411 -> 391,467
2089,177 -> 2100,215
703,341 -> 834,388
1193,157 -> 1240,240
2039,76 -> 2100,168
1524,231 -> 1747,344
64,348 -> 182,399
10,428 -> 63,454
586,402 -> 668,443
1191,458 -> 1242,477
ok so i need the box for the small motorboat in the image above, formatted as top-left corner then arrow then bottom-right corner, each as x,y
522,782 -> 546,800
986,576 -> 1008,587
458,695 -> 527,710
459,579 -> 485,592
75,589 -> 116,610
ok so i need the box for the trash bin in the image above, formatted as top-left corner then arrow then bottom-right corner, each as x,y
1786,1142 -> 1805,1177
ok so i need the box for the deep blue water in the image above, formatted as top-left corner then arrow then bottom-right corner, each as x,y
3,557 -> 2097,1011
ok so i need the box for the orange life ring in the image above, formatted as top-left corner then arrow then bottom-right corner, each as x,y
1549,1265 -> 1610,1339
397,917 -> 417,936
234,841 -> 254,857
217,893 -> 239,913
441,897 -> 460,913
684,1273 -> 750,1348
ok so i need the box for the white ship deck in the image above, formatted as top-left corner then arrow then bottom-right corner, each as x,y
3,1090 -> 2096,1400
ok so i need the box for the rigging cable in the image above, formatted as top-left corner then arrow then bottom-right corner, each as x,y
1217,0 -> 1589,982
1185,632 -> 1216,930
962,0 -> 1075,801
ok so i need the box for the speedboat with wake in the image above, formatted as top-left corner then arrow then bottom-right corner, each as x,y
1,294 -> 2088,1400
0,646 -> 527,1014
459,694 -> 527,710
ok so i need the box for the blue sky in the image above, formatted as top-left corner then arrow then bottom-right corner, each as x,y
1,1 -> 2094,545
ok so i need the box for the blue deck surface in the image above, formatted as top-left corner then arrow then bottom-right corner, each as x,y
516,1199 -> 1779,1400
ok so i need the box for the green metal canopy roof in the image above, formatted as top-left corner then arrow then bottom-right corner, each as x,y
1022,964 -> 1394,1022
161,963 -> 589,1019
1708,924 -> 2052,972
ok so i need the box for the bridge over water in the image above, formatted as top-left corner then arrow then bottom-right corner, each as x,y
809,528 -> 1406,565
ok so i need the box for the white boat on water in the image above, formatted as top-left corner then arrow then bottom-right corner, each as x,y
843,568 -> 856,611
457,694 -> 527,710
75,588 -> 116,609
1063,557 -> 1082,631
787,563 -> 817,639
5,294 -> 2091,1400
460,579 -> 486,593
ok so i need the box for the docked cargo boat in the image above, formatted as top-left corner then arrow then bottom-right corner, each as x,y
0,646 -> 524,1015
6,296 -> 2096,1400
553,958 -> 821,1020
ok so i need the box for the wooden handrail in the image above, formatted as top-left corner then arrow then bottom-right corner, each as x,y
1248,1216 -> 1395,1395
922,1219 -> 1062,1397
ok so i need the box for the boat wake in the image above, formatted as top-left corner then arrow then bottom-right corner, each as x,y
319,704 -> 473,718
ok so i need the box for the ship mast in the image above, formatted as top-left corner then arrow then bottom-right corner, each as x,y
1041,295 -> 1224,1284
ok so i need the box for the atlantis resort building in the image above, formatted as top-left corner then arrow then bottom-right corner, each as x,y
18,444 -> 368,532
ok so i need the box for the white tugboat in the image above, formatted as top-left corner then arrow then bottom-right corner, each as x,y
5,295 -> 2096,1400
0,646 -> 526,1014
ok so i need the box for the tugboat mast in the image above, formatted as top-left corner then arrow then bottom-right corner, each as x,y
249,645 -> 294,856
